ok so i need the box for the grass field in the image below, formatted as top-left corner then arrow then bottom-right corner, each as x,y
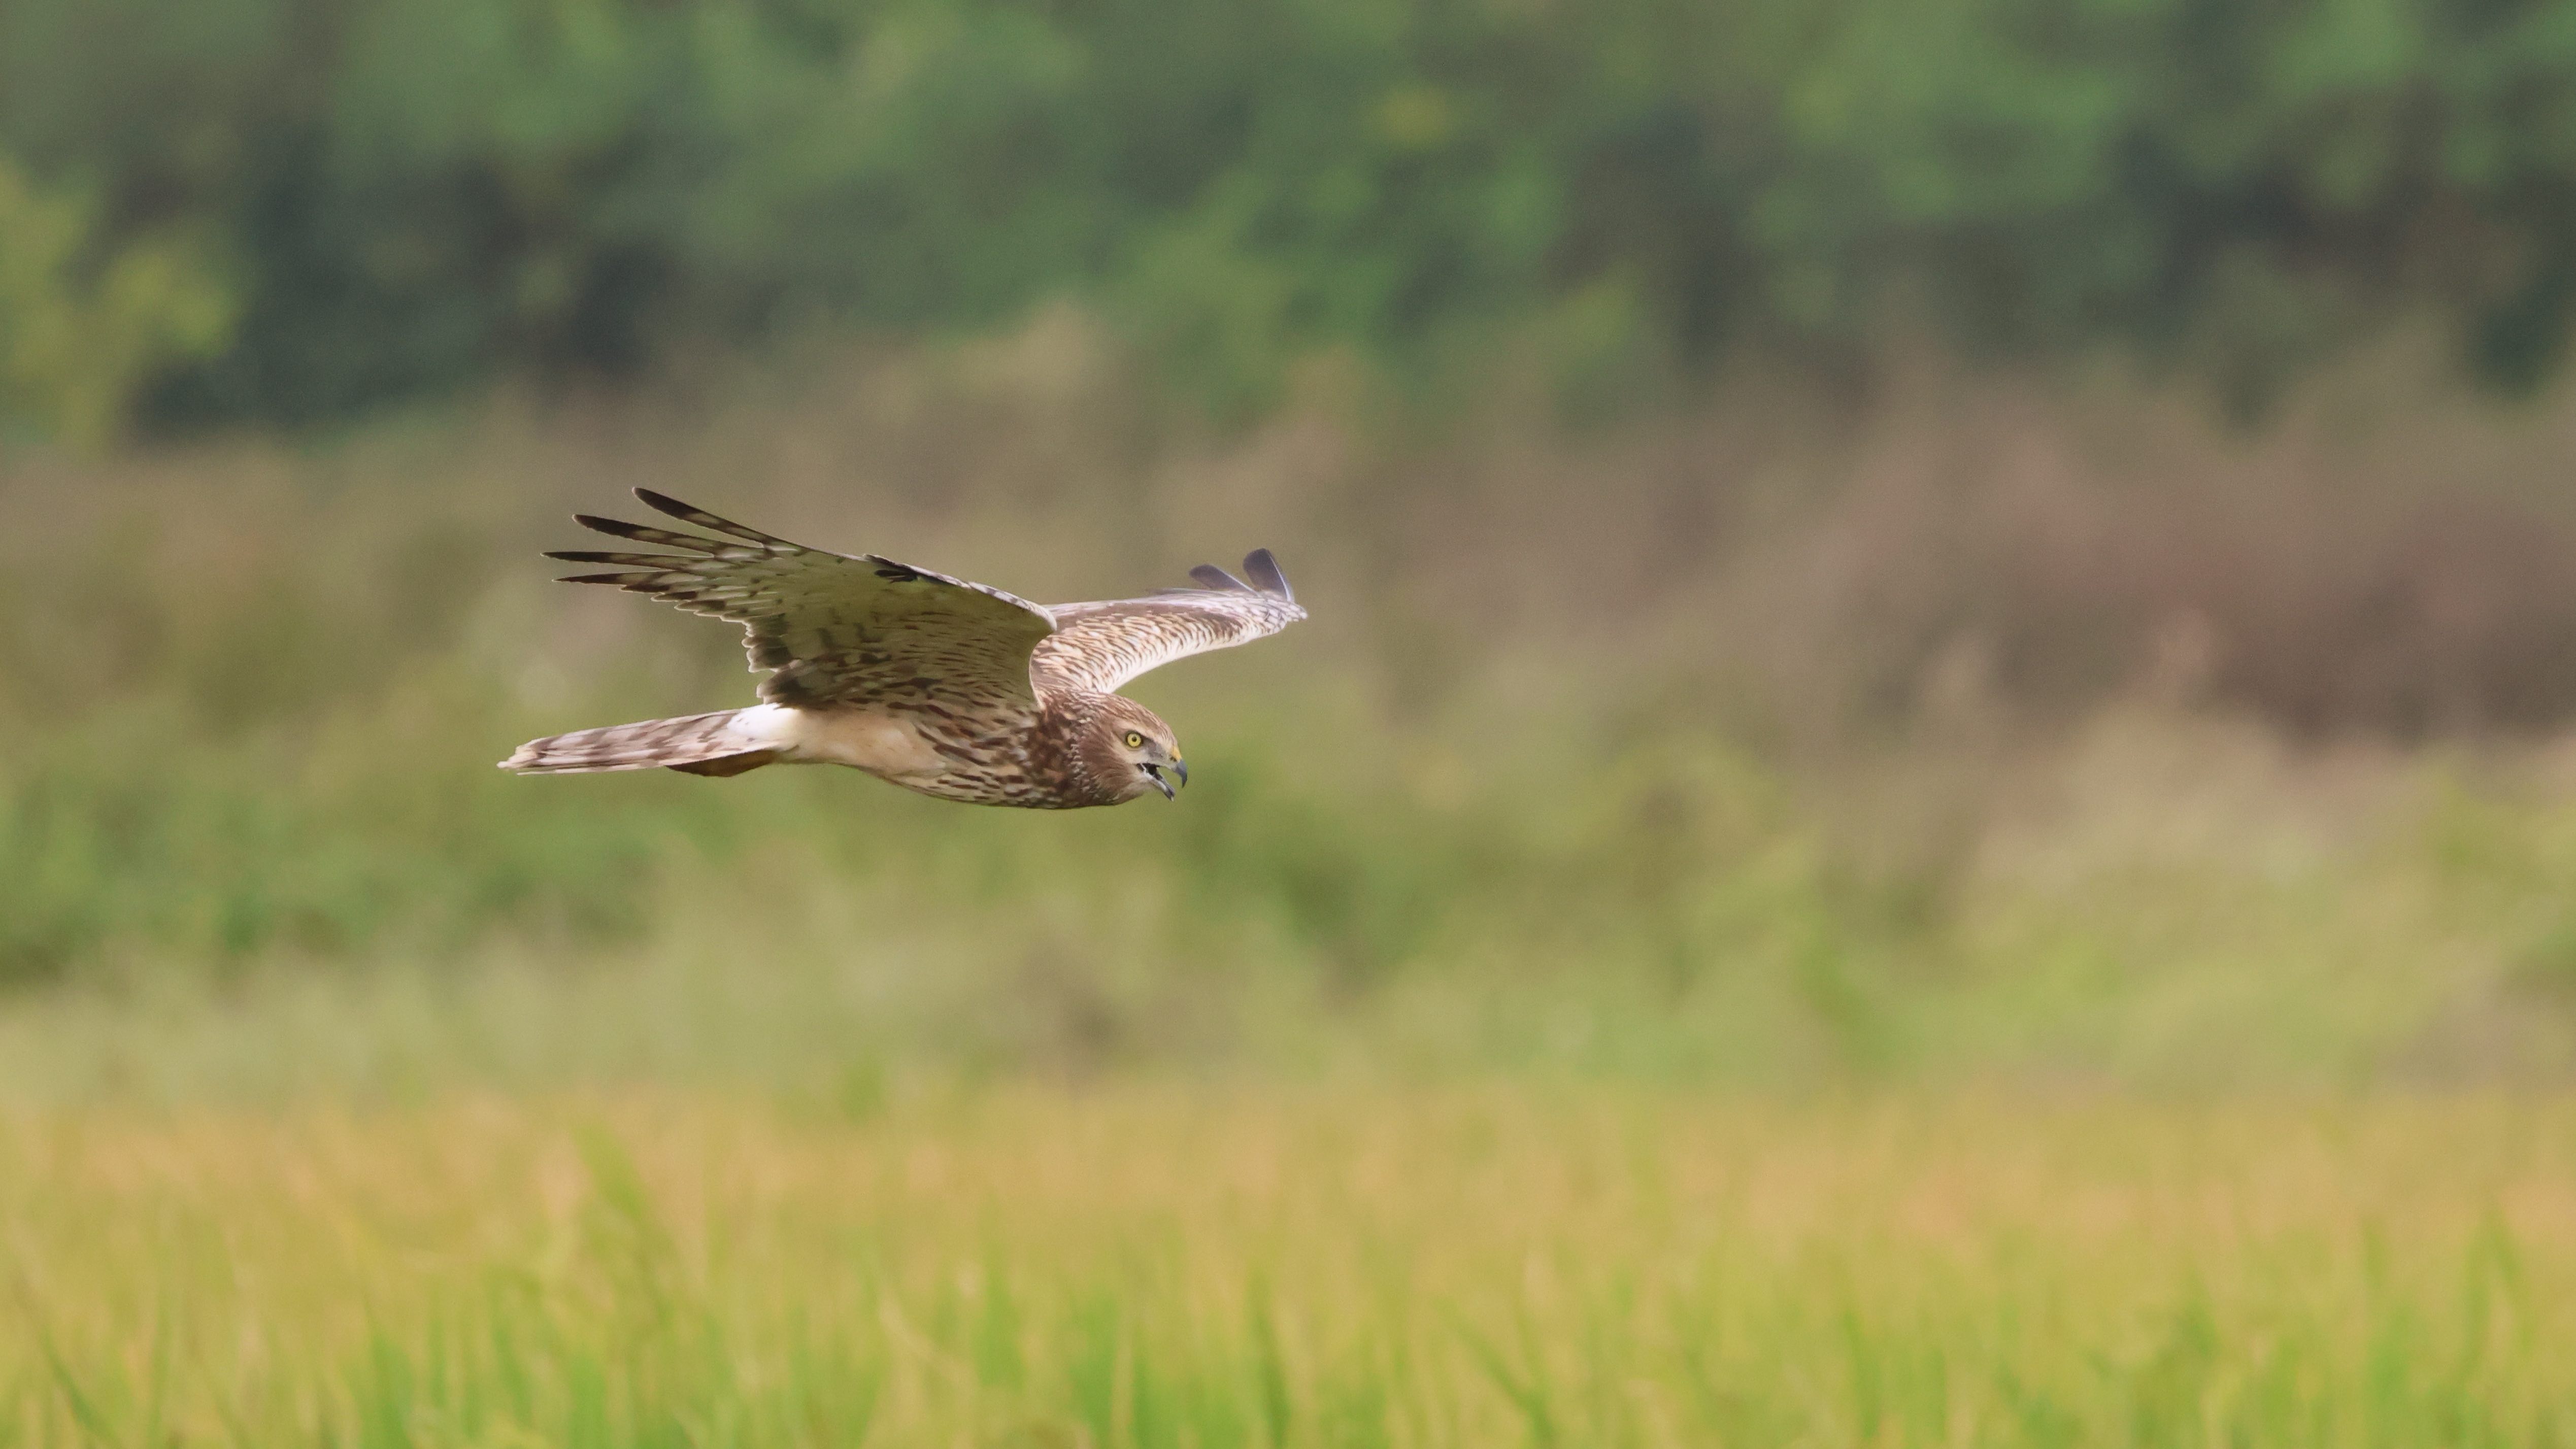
7,1089 -> 2575,1447
16,347 -> 2576,1446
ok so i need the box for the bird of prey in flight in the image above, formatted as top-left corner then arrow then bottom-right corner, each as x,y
501,491 -> 1304,807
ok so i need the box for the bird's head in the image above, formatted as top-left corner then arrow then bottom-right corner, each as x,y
1081,698 -> 1188,801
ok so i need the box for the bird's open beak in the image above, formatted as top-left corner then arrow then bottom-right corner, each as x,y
1142,759 -> 1186,800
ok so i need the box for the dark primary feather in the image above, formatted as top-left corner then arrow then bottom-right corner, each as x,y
568,515 -> 730,553
634,488 -> 798,548
547,550 -> 706,569
1241,549 -> 1293,602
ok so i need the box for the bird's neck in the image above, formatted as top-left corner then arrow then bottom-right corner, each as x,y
1035,692 -> 1127,806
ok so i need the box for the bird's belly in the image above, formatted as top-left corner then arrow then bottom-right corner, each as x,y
782,708 -> 947,780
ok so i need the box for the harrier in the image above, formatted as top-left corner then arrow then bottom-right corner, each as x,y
501,491 -> 1305,807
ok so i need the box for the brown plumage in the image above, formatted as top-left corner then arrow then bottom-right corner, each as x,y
500,491 -> 1306,808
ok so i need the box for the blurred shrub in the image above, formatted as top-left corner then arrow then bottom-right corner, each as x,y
0,495 -> 684,984
6,0 -> 2576,437
8,330 -> 2576,1103
0,154 -> 235,447
9,355 -> 2576,1092
1771,447 -> 2576,739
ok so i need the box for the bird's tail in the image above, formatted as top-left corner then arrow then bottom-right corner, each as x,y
500,708 -> 783,777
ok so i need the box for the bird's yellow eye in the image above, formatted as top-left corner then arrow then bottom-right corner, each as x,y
1123,731 -> 1145,749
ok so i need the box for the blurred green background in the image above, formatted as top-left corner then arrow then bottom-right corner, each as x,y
9,0 -> 2576,1099
19,0 -> 2576,438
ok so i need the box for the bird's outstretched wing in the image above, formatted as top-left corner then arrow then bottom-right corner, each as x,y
549,490 -> 1058,711
1032,551 -> 1306,698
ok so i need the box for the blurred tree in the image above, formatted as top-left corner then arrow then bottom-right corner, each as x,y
3,0 -> 2575,439
0,155 -> 235,448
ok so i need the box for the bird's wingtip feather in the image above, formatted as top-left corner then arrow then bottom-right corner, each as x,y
627,490 -> 790,548
1242,549 -> 1293,602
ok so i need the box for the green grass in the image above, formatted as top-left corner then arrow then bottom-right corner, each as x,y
6,1090 -> 2574,1447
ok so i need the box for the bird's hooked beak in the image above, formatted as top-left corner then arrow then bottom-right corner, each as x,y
1142,758 -> 1187,800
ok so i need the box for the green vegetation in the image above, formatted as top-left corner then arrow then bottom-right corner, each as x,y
8,1091 -> 2574,1447
0,156 -> 233,448
13,5 -> 2576,1441
8,340 -> 2576,1096
11,0 -> 2576,438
